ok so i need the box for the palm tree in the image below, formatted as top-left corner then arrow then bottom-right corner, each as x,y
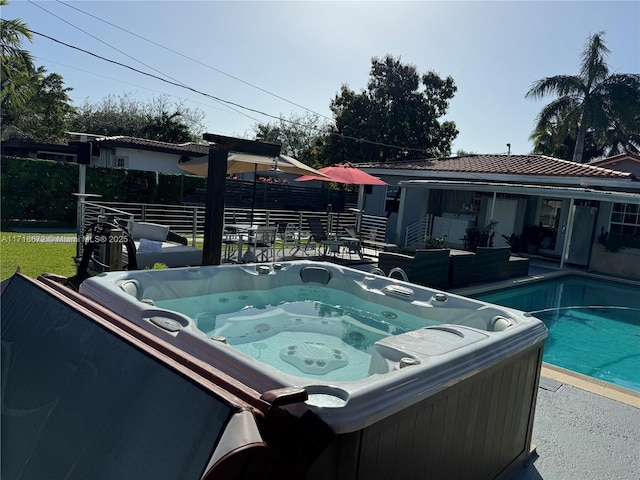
526,31 -> 640,163
1,0 -> 35,97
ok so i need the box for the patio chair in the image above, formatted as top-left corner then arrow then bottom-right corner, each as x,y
360,227 -> 398,253
247,225 -> 277,262
276,222 -> 297,260
342,226 -> 363,259
222,225 -> 244,262
306,218 -> 332,255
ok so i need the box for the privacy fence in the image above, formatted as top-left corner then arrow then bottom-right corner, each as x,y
1,156 -> 357,224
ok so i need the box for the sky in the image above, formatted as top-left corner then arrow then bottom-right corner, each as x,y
5,1 -> 640,156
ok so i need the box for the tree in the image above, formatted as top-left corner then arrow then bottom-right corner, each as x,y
69,93 -> 205,143
526,32 -> 640,163
142,111 -> 194,143
455,149 -> 477,157
0,0 -> 35,107
9,67 -> 76,142
252,112 -> 329,165
318,55 -> 458,165
529,114 -> 603,161
1,4 -> 75,142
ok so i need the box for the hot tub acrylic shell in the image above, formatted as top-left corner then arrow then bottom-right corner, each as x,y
80,261 -> 547,479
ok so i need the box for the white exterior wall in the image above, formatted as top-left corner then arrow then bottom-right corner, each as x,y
91,146 -> 205,174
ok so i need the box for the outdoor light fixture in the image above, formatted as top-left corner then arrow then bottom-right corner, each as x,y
270,156 -> 282,173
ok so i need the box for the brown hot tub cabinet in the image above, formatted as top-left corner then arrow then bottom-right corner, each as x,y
77,261 -> 547,479
309,345 -> 542,479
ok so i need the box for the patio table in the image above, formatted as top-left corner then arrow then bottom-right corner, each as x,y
223,224 -> 258,262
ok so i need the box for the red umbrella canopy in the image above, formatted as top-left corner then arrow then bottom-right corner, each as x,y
295,162 -> 387,185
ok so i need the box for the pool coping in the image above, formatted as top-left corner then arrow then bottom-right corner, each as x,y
540,363 -> 640,408
451,267 -> 640,297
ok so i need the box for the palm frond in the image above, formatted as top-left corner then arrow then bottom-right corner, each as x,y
534,96 -> 580,128
525,75 -> 585,99
579,31 -> 610,85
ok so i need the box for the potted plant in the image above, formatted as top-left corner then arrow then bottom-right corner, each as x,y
463,221 -> 498,252
501,233 -> 521,253
424,235 -> 447,249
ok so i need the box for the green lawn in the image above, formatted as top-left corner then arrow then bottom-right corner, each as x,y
1,232 -> 78,281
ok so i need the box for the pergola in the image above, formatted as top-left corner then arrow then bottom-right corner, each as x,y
200,133 -> 280,265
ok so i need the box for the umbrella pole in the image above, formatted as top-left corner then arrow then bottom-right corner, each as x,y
356,185 -> 366,232
251,164 -> 258,226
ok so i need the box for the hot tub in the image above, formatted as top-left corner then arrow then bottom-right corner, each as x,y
80,261 -> 547,479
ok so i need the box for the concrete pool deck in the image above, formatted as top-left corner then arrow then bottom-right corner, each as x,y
507,366 -> 639,480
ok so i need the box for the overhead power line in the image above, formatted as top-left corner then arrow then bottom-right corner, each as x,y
31,30 -> 285,120
27,0 -> 258,123
53,0 -> 332,122
31,30 -> 434,155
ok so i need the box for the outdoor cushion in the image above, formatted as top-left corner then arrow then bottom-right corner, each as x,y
137,238 -> 162,253
128,221 -> 169,242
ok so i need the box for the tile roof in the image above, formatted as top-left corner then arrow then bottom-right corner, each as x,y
358,154 -> 633,179
589,152 -> 640,167
93,136 -> 209,156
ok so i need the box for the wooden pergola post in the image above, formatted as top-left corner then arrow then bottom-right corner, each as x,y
201,134 -> 280,266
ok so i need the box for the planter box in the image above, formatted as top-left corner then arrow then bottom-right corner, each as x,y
589,244 -> 640,281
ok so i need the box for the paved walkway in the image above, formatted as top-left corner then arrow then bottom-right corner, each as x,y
508,371 -> 639,479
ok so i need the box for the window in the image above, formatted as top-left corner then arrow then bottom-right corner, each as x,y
540,199 -> 562,230
385,185 -> 399,214
115,156 -> 128,168
610,203 -> 640,236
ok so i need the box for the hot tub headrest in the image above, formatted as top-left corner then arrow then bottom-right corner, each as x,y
300,267 -> 331,285
119,279 -> 141,299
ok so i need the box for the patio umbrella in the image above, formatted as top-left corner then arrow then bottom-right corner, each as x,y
178,152 -> 327,177
296,162 -> 388,229
179,152 -> 328,224
294,162 -> 388,186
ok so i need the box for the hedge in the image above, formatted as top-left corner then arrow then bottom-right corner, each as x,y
1,156 -> 205,224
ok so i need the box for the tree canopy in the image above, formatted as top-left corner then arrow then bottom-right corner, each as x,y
69,93 -> 205,143
526,32 -> 640,163
1,2 -> 205,144
252,112 -> 329,166
318,55 -> 458,164
1,2 -> 75,142
0,0 -> 34,105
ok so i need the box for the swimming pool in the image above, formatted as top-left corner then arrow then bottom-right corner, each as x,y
470,273 -> 640,392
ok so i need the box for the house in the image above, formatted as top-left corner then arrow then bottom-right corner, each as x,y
82,135 -> 209,174
355,154 -> 640,277
1,134 -> 210,174
589,152 -> 640,177
0,138 -> 78,162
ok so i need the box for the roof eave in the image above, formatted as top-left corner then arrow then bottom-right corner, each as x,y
398,179 -> 640,204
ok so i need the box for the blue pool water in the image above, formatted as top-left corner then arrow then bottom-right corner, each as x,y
471,275 -> 640,391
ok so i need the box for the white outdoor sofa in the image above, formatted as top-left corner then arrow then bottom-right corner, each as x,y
127,221 -> 202,269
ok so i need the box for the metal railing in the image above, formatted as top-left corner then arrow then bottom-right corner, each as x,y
80,200 -> 391,252
404,214 -> 433,246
